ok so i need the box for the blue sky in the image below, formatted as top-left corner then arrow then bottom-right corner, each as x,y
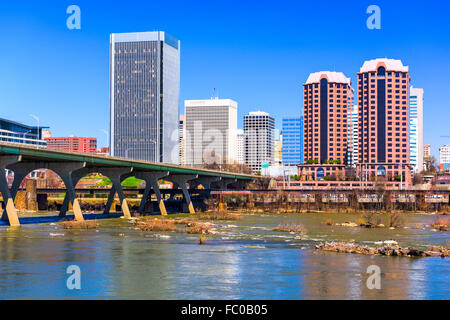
0,0 -> 449,158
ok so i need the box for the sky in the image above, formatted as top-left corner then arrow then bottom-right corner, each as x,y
0,0 -> 449,158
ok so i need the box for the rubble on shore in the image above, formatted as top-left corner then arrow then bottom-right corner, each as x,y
315,241 -> 449,258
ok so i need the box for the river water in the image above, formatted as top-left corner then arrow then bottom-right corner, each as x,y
0,212 -> 448,299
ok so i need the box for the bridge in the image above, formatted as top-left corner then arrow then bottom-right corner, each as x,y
0,142 -> 258,226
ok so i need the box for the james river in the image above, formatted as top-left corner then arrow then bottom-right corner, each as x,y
0,212 -> 448,299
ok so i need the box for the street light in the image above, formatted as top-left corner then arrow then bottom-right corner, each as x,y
100,129 -> 109,151
29,114 -> 40,140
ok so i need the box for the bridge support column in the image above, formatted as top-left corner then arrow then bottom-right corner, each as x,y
104,185 -> 116,215
212,178 -> 237,190
96,167 -> 133,218
191,176 -> 221,190
0,156 -> 22,226
135,171 -> 169,215
59,167 -> 94,217
47,162 -> 86,222
167,175 -> 198,214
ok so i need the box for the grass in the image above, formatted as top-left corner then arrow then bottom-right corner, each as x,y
273,224 -> 306,233
61,220 -> 98,229
197,212 -> 243,221
135,219 -> 178,232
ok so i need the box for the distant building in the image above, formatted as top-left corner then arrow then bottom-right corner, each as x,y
274,139 -> 282,165
0,118 -> 47,147
45,136 -> 97,153
97,147 -> 110,155
347,105 -> 358,166
424,144 -> 431,160
179,115 -> 185,165
244,111 -> 275,172
303,71 -> 353,165
110,31 -> 180,163
184,98 -> 237,166
236,129 -> 245,164
282,117 -> 303,166
410,86 -> 424,173
440,145 -> 450,166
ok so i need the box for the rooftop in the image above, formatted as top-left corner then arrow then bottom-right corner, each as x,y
305,71 -> 351,85
360,58 -> 408,73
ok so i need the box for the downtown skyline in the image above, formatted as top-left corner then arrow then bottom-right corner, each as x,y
0,0 -> 449,159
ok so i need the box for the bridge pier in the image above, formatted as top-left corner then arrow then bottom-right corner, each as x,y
59,167 -> 96,217
135,171 -> 169,215
190,176 -> 221,190
96,167 -> 134,218
212,178 -> 238,190
167,174 -> 198,214
0,156 -> 21,226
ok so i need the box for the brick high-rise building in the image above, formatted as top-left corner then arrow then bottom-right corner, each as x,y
303,71 -> 353,164
356,58 -> 411,182
45,136 -> 97,154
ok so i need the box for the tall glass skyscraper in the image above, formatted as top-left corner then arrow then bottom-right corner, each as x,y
409,86 -> 424,173
110,31 -> 180,163
282,117 -> 303,165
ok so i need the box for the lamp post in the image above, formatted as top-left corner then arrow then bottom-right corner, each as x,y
100,129 -> 109,153
29,114 -> 40,140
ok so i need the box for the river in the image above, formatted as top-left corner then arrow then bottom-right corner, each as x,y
0,211 -> 448,299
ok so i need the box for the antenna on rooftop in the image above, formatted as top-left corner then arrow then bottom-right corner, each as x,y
212,88 -> 219,100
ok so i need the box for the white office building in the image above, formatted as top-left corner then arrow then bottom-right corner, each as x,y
237,129 -> 245,164
410,86 -> 424,172
244,111 -> 275,172
347,105 -> 358,166
440,145 -> 450,165
184,98 -> 238,166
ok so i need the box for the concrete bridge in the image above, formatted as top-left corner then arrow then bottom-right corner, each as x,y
0,142 -> 257,226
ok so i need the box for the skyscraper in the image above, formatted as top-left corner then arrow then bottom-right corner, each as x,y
110,31 -> 180,163
303,71 -> 353,164
236,129 -> 245,164
347,105 -> 358,166
357,58 -> 411,180
184,98 -> 237,166
409,86 -> 424,173
282,117 -> 303,165
244,111 -> 275,172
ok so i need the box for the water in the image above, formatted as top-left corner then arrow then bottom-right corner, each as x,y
0,212 -> 448,299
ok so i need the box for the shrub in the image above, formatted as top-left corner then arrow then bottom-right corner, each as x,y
135,219 -> 178,232
62,220 -> 98,229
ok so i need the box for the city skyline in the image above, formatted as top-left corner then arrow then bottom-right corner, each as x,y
0,1 -> 449,159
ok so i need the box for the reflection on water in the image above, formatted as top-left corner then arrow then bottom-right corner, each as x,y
0,212 -> 448,299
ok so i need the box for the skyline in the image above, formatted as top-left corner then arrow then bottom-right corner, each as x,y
0,0 -> 449,159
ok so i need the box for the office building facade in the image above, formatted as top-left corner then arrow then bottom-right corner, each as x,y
356,58 -> 412,182
179,115 -> 185,165
303,71 -> 353,164
244,111 -> 275,172
184,98 -> 237,166
236,129 -> 245,164
440,145 -> 450,165
282,117 -> 303,165
409,86 -> 424,173
110,31 -> 180,163
347,105 -> 358,166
